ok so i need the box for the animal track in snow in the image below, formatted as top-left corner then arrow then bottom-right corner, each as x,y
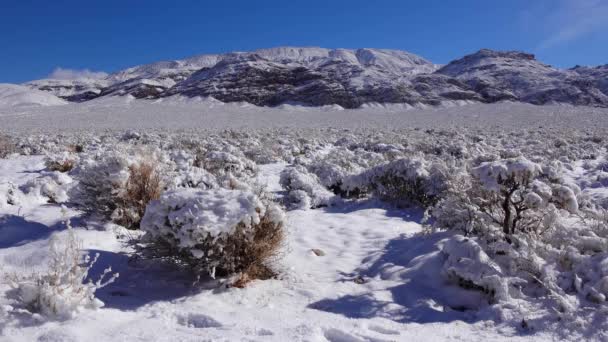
176,313 -> 222,329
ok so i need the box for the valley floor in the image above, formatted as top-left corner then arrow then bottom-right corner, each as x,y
2,99 -> 608,132
0,156 -> 559,341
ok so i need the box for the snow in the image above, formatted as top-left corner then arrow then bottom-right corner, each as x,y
1,102 -> 608,340
0,155 -> 558,341
2,98 -> 608,132
0,84 -> 67,108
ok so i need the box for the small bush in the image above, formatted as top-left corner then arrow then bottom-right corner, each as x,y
76,153 -> 164,229
139,188 -> 285,285
8,218 -> 117,320
23,171 -> 74,204
112,161 -> 163,229
279,166 -> 338,209
0,135 -> 17,158
46,159 -> 75,173
343,157 -> 449,207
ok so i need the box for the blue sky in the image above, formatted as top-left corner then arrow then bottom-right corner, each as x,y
1,0 -> 607,83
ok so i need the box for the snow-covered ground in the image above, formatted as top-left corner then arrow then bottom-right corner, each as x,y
1,102 -> 608,341
0,84 -> 67,109
0,156 -> 559,341
1,96 -> 608,132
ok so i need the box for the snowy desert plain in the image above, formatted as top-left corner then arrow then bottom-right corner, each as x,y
1,93 -> 608,341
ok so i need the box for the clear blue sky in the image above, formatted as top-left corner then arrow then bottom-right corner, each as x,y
1,0 -> 607,83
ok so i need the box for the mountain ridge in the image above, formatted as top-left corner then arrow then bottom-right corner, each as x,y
22,47 -> 608,108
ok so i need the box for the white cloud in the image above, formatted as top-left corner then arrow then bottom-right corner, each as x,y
537,0 -> 608,50
48,67 -> 108,80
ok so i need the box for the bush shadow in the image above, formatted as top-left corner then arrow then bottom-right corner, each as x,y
86,249 -> 217,311
308,229 -> 496,325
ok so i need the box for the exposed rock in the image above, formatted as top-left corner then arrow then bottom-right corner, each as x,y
24,47 -> 608,108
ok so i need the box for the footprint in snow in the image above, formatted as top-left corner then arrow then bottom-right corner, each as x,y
176,313 -> 223,329
324,328 -> 397,342
367,325 -> 400,336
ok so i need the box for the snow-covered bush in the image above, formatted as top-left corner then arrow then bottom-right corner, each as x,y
169,165 -> 218,190
431,157 -> 574,238
0,182 -> 21,208
22,171 -> 74,204
74,150 -> 132,217
201,151 -> 257,178
279,165 -> 338,209
343,157 -> 450,207
75,150 -> 166,229
139,188 -> 285,284
8,219 -> 118,320
45,152 -> 76,173
440,235 -> 520,302
304,147 -> 386,194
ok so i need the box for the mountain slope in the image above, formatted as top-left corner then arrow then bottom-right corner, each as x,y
436,49 -> 608,105
22,47 -> 608,108
0,84 -> 67,108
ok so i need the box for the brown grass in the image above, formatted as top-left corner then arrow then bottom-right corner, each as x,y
46,159 -> 75,173
0,135 -> 16,158
228,212 -> 285,287
118,162 -> 163,229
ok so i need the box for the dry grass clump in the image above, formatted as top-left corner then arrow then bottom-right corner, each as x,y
115,162 -> 163,229
46,159 -> 76,173
0,135 -> 17,158
227,213 -> 285,287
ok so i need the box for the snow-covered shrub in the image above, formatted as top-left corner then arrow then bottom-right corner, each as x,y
74,150 -> 167,229
304,147 -> 385,194
469,157 -> 548,237
8,220 -> 117,320
0,182 -> 21,208
74,150 -> 132,217
22,171 -> 74,204
279,165 -> 338,209
343,157 -> 450,207
139,188 -> 285,283
169,166 -> 218,190
440,235 -> 520,302
45,152 -> 76,173
201,151 -> 257,178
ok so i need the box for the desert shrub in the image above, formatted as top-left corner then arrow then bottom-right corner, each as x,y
0,135 -> 17,158
279,165 -> 338,209
427,154 -> 608,330
201,151 -> 257,178
343,157 -> 450,207
22,171 -> 74,204
139,188 -> 285,284
440,235 -> 519,302
45,153 -> 76,173
431,157 -> 569,239
75,151 -> 131,216
46,159 -> 75,173
111,162 -> 163,229
0,182 -> 20,208
7,219 -> 117,319
75,151 -> 165,229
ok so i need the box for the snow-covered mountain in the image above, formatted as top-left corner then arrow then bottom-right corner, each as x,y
436,49 -> 608,106
0,84 -> 67,108
21,47 -> 608,108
